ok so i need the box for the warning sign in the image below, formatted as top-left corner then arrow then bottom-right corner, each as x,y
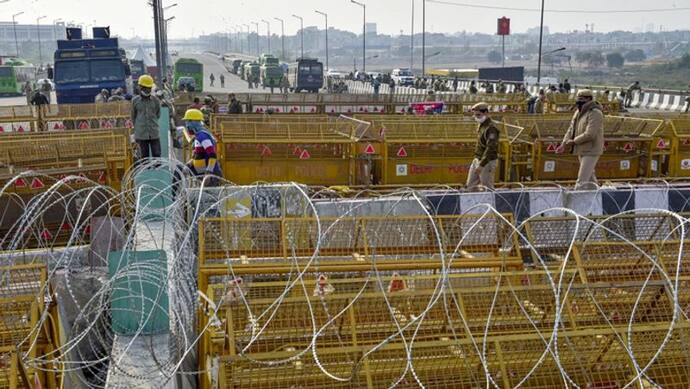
260,145 -> 272,157
546,143 -> 557,153
364,143 -> 376,154
396,146 -> 408,158
387,273 -> 408,293
15,178 -> 27,188
623,143 -> 634,152
657,139 -> 667,149
396,164 -> 408,176
544,161 -> 556,173
299,149 -> 311,160
78,121 -> 90,129
31,177 -> 45,189
620,160 -> 631,171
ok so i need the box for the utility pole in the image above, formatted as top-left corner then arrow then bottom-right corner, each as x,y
422,0 -> 425,76
252,22 -> 259,55
274,18 -> 285,60
315,10 -> 328,70
243,24 -> 250,55
152,0 -> 164,85
12,12 -> 24,58
37,16 -> 46,66
536,0 -> 545,86
411,0 -> 414,71
292,15 -> 304,59
351,1 -> 366,73
261,19 -> 271,54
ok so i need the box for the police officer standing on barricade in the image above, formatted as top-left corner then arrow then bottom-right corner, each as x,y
558,89 -> 604,190
466,102 -> 500,191
131,75 -> 162,159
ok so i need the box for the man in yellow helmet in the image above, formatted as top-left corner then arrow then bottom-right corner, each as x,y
183,108 -> 222,182
131,74 -> 162,159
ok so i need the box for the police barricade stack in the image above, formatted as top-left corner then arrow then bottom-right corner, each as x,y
195,211 -> 690,389
196,213 -> 523,389
0,105 -> 38,133
320,94 -> 390,115
362,119 -> 523,185
243,93 -> 322,114
41,101 -> 132,131
668,119 -> 690,177
547,92 -> 621,114
0,130 -> 133,193
511,116 -> 664,182
0,264 -> 61,389
218,120 -> 363,186
210,113 -> 332,133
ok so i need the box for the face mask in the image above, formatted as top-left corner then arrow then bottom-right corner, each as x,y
576,100 -> 586,109
474,115 -> 487,124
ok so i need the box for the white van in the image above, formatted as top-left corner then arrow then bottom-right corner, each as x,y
391,68 -> 415,86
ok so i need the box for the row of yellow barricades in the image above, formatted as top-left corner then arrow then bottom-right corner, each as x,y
0,102 -> 132,132
201,113 -> 690,187
0,128 -> 133,193
195,212 -> 690,389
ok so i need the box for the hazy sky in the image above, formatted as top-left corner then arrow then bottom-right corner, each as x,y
3,0 -> 690,39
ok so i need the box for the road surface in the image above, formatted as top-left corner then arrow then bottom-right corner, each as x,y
187,53 -> 266,95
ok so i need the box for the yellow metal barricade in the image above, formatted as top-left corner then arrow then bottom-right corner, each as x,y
0,132 -> 132,191
41,101 -> 132,130
668,119 -> 690,177
377,120 -> 522,185
219,121 -> 357,185
0,264 -> 61,389
514,116 -> 663,182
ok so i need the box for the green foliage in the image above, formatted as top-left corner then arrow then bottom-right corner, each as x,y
625,49 -> 646,62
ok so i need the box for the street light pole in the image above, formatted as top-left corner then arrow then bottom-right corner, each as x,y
252,22 -> 259,55
422,0 -> 426,76
292,15 -> 303,59
243,24 -> 250,55
536,0 -> 545,86
274,17 -> 285,60
411,0 -> 414,71
350,0 -> 366,73
315,10 -> 328,71
37,16 -> 47,66
261,19 -> 271,54
12,12 -> 24,58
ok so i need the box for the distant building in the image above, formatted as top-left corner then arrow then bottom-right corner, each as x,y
0,22 -> 66,44
365,23 -> 377,36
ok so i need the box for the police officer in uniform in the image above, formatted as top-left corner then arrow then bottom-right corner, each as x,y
466,102 -> 500,191
559,89 -> 604,190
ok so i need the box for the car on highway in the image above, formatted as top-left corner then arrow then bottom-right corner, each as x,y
391,68 -> 415,86
326,69 -> 345,79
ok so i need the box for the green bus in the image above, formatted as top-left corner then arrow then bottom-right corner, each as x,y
173,58 -> 204,91
0,62 -> 35,96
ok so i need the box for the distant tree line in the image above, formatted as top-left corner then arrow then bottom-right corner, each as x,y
570,49 -> 647,69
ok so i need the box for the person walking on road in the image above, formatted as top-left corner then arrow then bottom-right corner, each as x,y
389,78 -> 396,95
685,85 -> 690,114
559,89 -> 604,190
372,78 -> 380,95
131,75 -> 162,159
209,73 -> 215,87
466,102 -> 500,191
280,75 -> 290,94
625,81 -> 641,108
220,74 -> 225,88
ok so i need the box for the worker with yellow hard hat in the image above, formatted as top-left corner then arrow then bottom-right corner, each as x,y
131,74 -> 162,159
183,108 -> 222,181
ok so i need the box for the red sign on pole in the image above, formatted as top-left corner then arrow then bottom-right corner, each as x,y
497,17 -> 511,36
